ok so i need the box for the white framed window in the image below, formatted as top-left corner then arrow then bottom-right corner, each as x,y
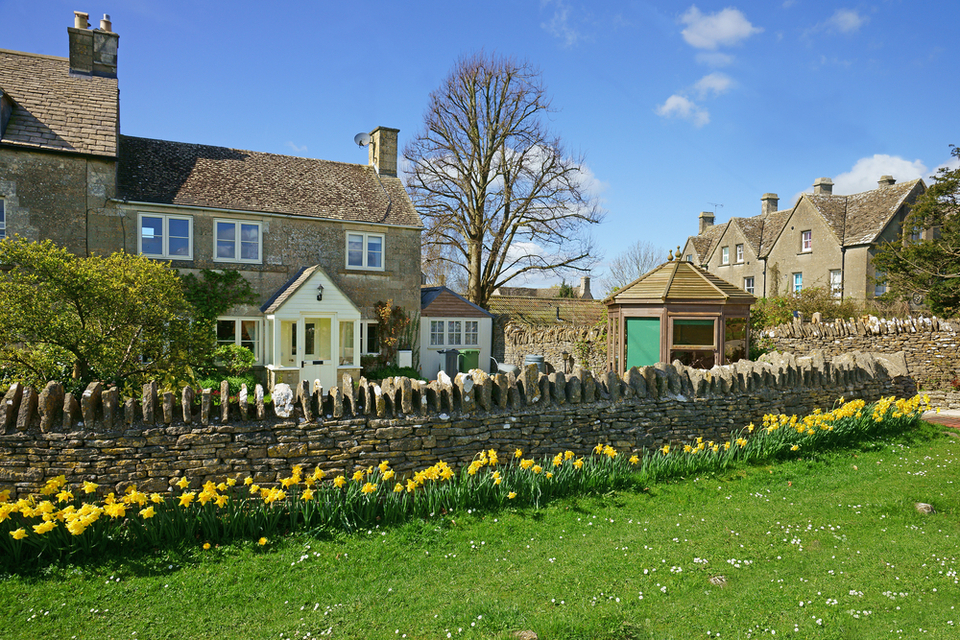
0,198 -> 5,239
830,269 -> 842,297
793,272 -> 802,293
216,317 -> 261,362
346,232 -> 384,270
447,320 -> 462,346
685,254 -> 692,262
801,230 -> 812,252
138,213 -> 192,259
360,321 -> 380,355
464,320 -> 479,346
214,219 -> 261,263
743,276 -> 755,295
430,320 -> 444,346
735,244 -> 744,263
721,246 -> 729,265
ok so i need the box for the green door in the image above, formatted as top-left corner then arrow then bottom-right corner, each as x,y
625,317 -> 661,369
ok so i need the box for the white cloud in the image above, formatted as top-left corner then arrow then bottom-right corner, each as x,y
655,95 -> 710,127
541,0 -> 582,47
828,9 -> 866,33
830,155 -> 927,194
693,73 -> 732,98
929,152 -> 960,182
695,51 -> 734,67
804,9 -> 868,38
680,6 -> 763,50
286,141 -> 308,154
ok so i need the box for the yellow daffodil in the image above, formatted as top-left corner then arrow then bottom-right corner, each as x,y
546,472 -> 553,479
564,450 -> 574,460
508,492 -> 517,499
104,503 -> 126,518
520,459 -> 534,470
333,476 -> 346,489
244,477 -> 253,486
178,492 -> 196,507
383,469 -> 395,481
139,506 -> 155,519
217,482 -> 227,492
203,542 -> 211,550
258,537 -> 268,546
361,482 -> 376,495
214,494 -> 229,508
492,471 -> 502,485
10,528 -> 27,540
312,467 -> 326,480
150,492 -> 164,504
82,481 -> 98,494
378,460 -> 391,474
573,458 -> 584,470
406,479 -> 417,493
0,489 -> 9,503
603,445 -> 617,459
532,465 -> 543,474
661,444 -> 670,455
32,520 -> 56,535
723,441 -> 731,451
594,443 -> 604,454
791,444 -> 800,451
301,488 -> 314,501
352,469 -> 365,482
226,477 -> 237,487
488,449 -> 498,466
552,453 -> 563,468
629,455 -> 640,465
393,483 -> 404,493
249,484 -> 260,494
514,448 -> 523,458
177,477 -> 189,490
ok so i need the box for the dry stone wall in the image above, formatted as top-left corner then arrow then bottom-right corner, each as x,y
762,316 -> 958,390
0,351 -> 915,498
493,319 -> 606,374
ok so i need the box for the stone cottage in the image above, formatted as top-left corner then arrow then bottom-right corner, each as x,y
0,12 -> 422,391
681,177 -> 926,300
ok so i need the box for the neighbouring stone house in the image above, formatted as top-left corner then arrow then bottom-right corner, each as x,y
681,177 -> 926,300
420,286 -> 493,380
0,12 -> 422,391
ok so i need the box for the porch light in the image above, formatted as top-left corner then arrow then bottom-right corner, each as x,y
316,283 -> 324,301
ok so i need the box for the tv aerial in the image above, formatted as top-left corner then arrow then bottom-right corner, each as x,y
353,132 -> 371,147
708,202 -> 724,213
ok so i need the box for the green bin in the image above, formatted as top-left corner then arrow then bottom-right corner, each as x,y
459,349 -> 480,373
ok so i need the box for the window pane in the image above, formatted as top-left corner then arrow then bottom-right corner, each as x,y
347,234 -> 364,267
465,321 -> 479,346
724,318 -> 748,363
216,319 -> 236,345
367,235 -> 382,268
216,222 -> 236,259
317,319 -> 332,361
430,321 -> 443,346
339,321 -> 355,366
240,320 -> 258,351
448,320 -> 461,345
241,223 -> 259,260
673,319 -> 714,346
169,218 -> 190,240
141,217 -> 163,254
366,323 -> 380,353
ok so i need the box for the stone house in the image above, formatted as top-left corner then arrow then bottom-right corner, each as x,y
420,286 -> 493,380
681,177 -> 926,300
0,12 -> 422,391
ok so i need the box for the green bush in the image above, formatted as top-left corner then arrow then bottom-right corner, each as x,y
363,365 -> 424,381
196,373 -> 257,397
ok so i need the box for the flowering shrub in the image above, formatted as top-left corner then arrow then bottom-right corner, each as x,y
0,395 -> 932,568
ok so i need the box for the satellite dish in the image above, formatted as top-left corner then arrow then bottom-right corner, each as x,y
354,132 -> 371,147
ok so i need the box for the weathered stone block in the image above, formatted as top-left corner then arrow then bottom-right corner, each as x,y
16,386 -> 38,432
1,383 -> 23,433
273,383 -> 294,419
81,382 -> 102,427
220,380 -> 231,423
102,387 -> 118,431
142,381 -> 158,425
38,381 -> 64,433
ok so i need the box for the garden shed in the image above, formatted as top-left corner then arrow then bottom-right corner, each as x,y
420,286 -> 493,380
604,254 -> 755,372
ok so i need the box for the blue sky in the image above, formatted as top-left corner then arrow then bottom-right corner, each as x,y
3,1 -> 958,290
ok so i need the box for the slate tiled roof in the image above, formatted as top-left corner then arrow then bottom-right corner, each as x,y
117,136 -> 422,227
0,49 -> 118,156
813,179 -> 923,246
757,209 -> 791,256
688,222 -> 727,261
607,259 -> 755,305
260,266 -> 317,314
487,296 -> 605,327
421,286 -> 492,318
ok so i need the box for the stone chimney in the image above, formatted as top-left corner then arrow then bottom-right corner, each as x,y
368,126 -> 399,177
813,177 -> 834,195
698,211 -> 715,234
878,175 -> 896,187
761,193 -> 779,215
68,11 -> 119,78
579,276 -> 593,300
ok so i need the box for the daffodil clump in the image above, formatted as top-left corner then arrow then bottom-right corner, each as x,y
0,395 -> 931,568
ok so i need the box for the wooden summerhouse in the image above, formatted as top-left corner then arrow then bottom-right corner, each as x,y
604,255 -> 756,372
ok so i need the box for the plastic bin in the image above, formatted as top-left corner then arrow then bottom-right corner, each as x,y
459,349 -> 480,373
524,354 -> 546,374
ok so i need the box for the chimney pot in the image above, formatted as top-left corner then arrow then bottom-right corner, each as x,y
698,211 -> 715,234
878,175 -> 896,187
813,177 -> 834,195
74,11 -> 90,29
579,276 -> 593,299
100,14 -> 112,32
761,193 -> 779,215
69,11 -> 118,78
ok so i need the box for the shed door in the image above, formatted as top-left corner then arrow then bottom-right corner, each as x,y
625,317 -> 660,369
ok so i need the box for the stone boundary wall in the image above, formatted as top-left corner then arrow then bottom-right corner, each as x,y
0,351 -> 915,498
493,319 -> 606,374
762,316 -> 958,391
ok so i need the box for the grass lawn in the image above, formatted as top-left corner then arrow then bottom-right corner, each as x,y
1,422 -> 957,639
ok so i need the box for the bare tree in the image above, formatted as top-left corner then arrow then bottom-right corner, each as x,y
600,240 -> 668,295
404,53 -> 604,308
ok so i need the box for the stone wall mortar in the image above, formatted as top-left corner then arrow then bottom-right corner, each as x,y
0,350 -> 914,497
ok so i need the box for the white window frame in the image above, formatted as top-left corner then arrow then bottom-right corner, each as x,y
430,320 -> 444,346
464,320 -> 479,346
743,276 -> 755,295
215,316 -> 262,363
360,320 -> 380,355
447,320 -> 462,346
721,246 -> 729,265
801,230 -> 812,252
213,218 -> 262,264
735,244 -> 744,263
0,198 -> 5,239
874,271 -> 887,297
793,272 -> 803,293
829,269 -> 842,297
138,212 -> 193,259
345,231 -> 384,270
